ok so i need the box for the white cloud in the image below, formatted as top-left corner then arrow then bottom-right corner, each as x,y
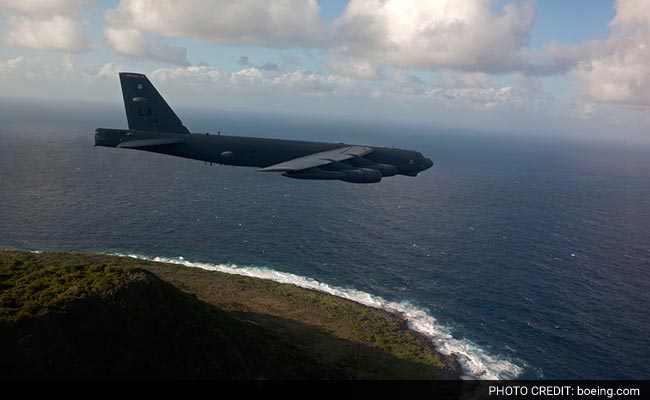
0,54 -> 556,123
424,86 -> 524,110
5,15 -> 92,53
151,64 -> 543,111
104,27 -> 188,65
0,0 -> 86,16
96,62 -> 124,79
270,70 -> 354,93
571,0 -> 650,107
334,0 -> 535,73
104,27 -> 149,56
151,65 -> 355,95
0,56 -> 42,77
611,0 -> 650,28
0,0 -> 93,53
0,56 -> 126,82
328,60 -> 378,79
151,66 -> 224,85
361,69 -> 539,111
104,0 -> 325,63
0,55 -> 78,79
231,67 -> 265,86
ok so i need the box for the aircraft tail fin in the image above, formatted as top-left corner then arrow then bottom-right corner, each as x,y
119,72 -> 189,134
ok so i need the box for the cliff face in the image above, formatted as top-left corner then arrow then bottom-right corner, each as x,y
0,250 -> 459,379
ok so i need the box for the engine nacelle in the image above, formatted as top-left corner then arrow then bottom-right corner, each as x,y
377,163 -> 397,177
283,170 -> 345,180
346,157 -> 397,177
341,168 -> 382,183
283,167 -> 382,183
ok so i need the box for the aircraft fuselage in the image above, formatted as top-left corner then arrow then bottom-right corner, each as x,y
95,128 -> 433,177
95,72 -> 433,184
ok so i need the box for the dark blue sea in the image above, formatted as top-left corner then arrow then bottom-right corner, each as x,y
1,98 -> 649,379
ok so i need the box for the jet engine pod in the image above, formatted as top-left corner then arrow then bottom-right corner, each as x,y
341,168 -> 382,183
283,170 -> 345,180
377,163 -> 397,177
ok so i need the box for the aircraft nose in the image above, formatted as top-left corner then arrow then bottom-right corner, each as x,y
423,158 -> 433,171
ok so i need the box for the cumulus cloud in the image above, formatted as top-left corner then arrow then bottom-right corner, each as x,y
271,69 -> 354,93
0,57 -> 133,83
5,15 -> 92,53
96,62 -> 124,79
0,53 -> 546,113
0,0 -> 86,16
424,86 -> 522,110
150,64 -> 541,111
0,0 -> 92,53
151,65 -> 356,95
0,55 -> 78,79
151,66 -> 225,86
328,59 -> 378,79
104,0 -> 325,63
571,0 -> 650,107
0,56 -> 43,78
366,70 -> 527,110
354,65 -> 557,112
334,0 -> 535,73
105,27 -> 188,65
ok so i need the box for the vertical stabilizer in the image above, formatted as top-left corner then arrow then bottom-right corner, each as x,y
119,72 -> 189,133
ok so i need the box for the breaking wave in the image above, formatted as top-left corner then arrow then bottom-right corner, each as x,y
113,252 -> 524,380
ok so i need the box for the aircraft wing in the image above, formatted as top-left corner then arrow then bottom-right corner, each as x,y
117,138 -> 184,148
258,146 -> 373,172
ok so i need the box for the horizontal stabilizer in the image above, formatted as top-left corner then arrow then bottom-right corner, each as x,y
117,138 -> 184,148
259,146 -> 373,172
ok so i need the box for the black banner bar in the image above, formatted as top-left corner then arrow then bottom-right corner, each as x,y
7,380 -> 650,400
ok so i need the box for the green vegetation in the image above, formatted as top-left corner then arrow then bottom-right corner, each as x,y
0,250 -> 459,379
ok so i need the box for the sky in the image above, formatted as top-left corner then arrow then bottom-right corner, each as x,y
0,0 -> 649,142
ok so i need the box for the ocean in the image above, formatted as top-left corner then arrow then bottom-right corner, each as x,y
1,99 -> 649,379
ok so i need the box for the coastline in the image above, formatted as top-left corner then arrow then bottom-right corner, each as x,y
117,251 -> 523,379
1,249 -> 461,379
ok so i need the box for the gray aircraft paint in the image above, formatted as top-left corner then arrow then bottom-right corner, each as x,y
95,73 -> 433,184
